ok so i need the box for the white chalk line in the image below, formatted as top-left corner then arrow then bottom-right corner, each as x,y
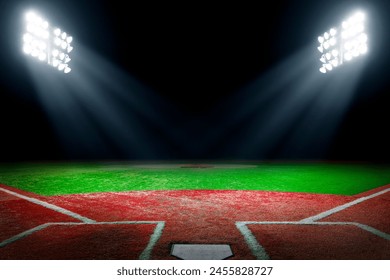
236,222 -> 270,260
300,188 -> 390,223
237,187 -> 390,259
353,223 -> 390,241
236,221 -> 390,260
0,187 -> 165,259
0,221 -> 165,260
0,187 -> 95,223
139,222 -> 165,260
0,224 -> 51,248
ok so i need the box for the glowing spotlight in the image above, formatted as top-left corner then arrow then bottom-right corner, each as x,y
61,41 -> 68,49
354,12 -> 365,22
323,41 -> 330,50
345,52 -> 353,61
38,52 -> 47,61
22,11 -> 73,74
54,28 -> 61,36
64,66 -> 71,74
359,33 -> 368,43
359,44 -> 368,54
52,59 -> 60,67
324,32 -> 330,40
23,33 -> 33,43
31,49 -> 39,57
52,49 -> 59,57
317,11 -> 367,74
53,37 -> 61,46
329,28 -> 337,36
64,55 -> 71,63
23,45 -> 32,54
25,11 -> 36,22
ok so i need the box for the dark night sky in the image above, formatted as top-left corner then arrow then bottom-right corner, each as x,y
0,0 -> 389,161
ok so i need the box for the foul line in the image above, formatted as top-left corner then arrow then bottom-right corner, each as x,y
0,187 -> 95,223
0,224 -> 51,248
0,187 -> 165,259
236,221 -> 390,260
300,188 -> 390,223
236,222 -> 270,260
0,221 -> 165,260
139,222 -> 165,260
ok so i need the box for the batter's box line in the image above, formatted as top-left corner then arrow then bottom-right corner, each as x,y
0,221 -> 165,260
235,221 -> 390,260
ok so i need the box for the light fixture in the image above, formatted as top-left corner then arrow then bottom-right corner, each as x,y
64,66 -> 71,74
317,11 -> 368,74
22,11 -> 73,74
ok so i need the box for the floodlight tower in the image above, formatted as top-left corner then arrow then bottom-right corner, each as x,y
317,11 -> 368,74
22,11 -> 73,74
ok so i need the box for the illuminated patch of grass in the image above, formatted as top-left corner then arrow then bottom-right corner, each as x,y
0,162 -> 389,196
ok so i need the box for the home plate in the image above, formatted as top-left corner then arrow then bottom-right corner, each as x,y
171,244 -> 233,260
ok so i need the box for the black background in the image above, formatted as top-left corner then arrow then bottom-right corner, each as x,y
0,0 -> 389,161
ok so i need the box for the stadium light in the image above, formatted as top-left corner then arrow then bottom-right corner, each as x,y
317,11 -> 368,74
23,11 -> 73,74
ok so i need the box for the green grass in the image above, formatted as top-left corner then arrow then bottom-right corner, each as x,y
0,162 -> 390,196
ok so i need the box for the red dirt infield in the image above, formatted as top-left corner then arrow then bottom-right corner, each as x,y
0,184 -> 389,259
